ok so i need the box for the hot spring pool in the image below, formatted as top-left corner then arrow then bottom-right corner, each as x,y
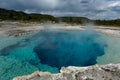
0,29 -> 120,80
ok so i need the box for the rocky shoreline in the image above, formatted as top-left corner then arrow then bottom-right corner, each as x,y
0,21 -> 120,37
13,63 -> 120,80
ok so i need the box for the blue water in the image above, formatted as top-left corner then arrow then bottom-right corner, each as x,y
34,30 -> 106,68
0,29 -> 108,80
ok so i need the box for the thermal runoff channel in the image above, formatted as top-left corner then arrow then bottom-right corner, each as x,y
0,28 -> 107,73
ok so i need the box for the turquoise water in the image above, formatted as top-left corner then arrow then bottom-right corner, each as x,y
0,35 -> 58,80
97,37 -> 120,64
0,29 -> 120,80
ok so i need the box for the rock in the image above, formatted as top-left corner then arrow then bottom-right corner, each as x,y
13,63 -> 120,80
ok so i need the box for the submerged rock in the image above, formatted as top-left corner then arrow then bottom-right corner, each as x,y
13,63 -> 120,80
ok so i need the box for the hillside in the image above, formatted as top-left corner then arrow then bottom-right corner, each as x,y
0,8 -> 91,24
0,8 -> 57,22
57,17 -> 91,24
95,19 -> 120,27
0,8 -> 120,26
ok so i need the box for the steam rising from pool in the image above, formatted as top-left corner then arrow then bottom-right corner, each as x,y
0,26 -> 108,79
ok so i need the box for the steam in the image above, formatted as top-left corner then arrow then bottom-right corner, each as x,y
33,24 -> 107,68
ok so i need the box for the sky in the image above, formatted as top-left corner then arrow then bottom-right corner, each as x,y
0,0 -> 120,20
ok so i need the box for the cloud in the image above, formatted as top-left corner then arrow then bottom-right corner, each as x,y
0,0 -> 120,19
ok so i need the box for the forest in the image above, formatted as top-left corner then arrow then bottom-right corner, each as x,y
0,8 -> 120,26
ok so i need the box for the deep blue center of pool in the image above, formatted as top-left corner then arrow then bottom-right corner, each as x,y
33,30 -> 105,68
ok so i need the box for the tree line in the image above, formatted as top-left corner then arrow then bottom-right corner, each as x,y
0,8 -> 58,22
0,8 -> 120,27
95,19 -> 120,27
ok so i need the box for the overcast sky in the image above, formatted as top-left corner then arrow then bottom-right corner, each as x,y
0,0 -> 120,19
